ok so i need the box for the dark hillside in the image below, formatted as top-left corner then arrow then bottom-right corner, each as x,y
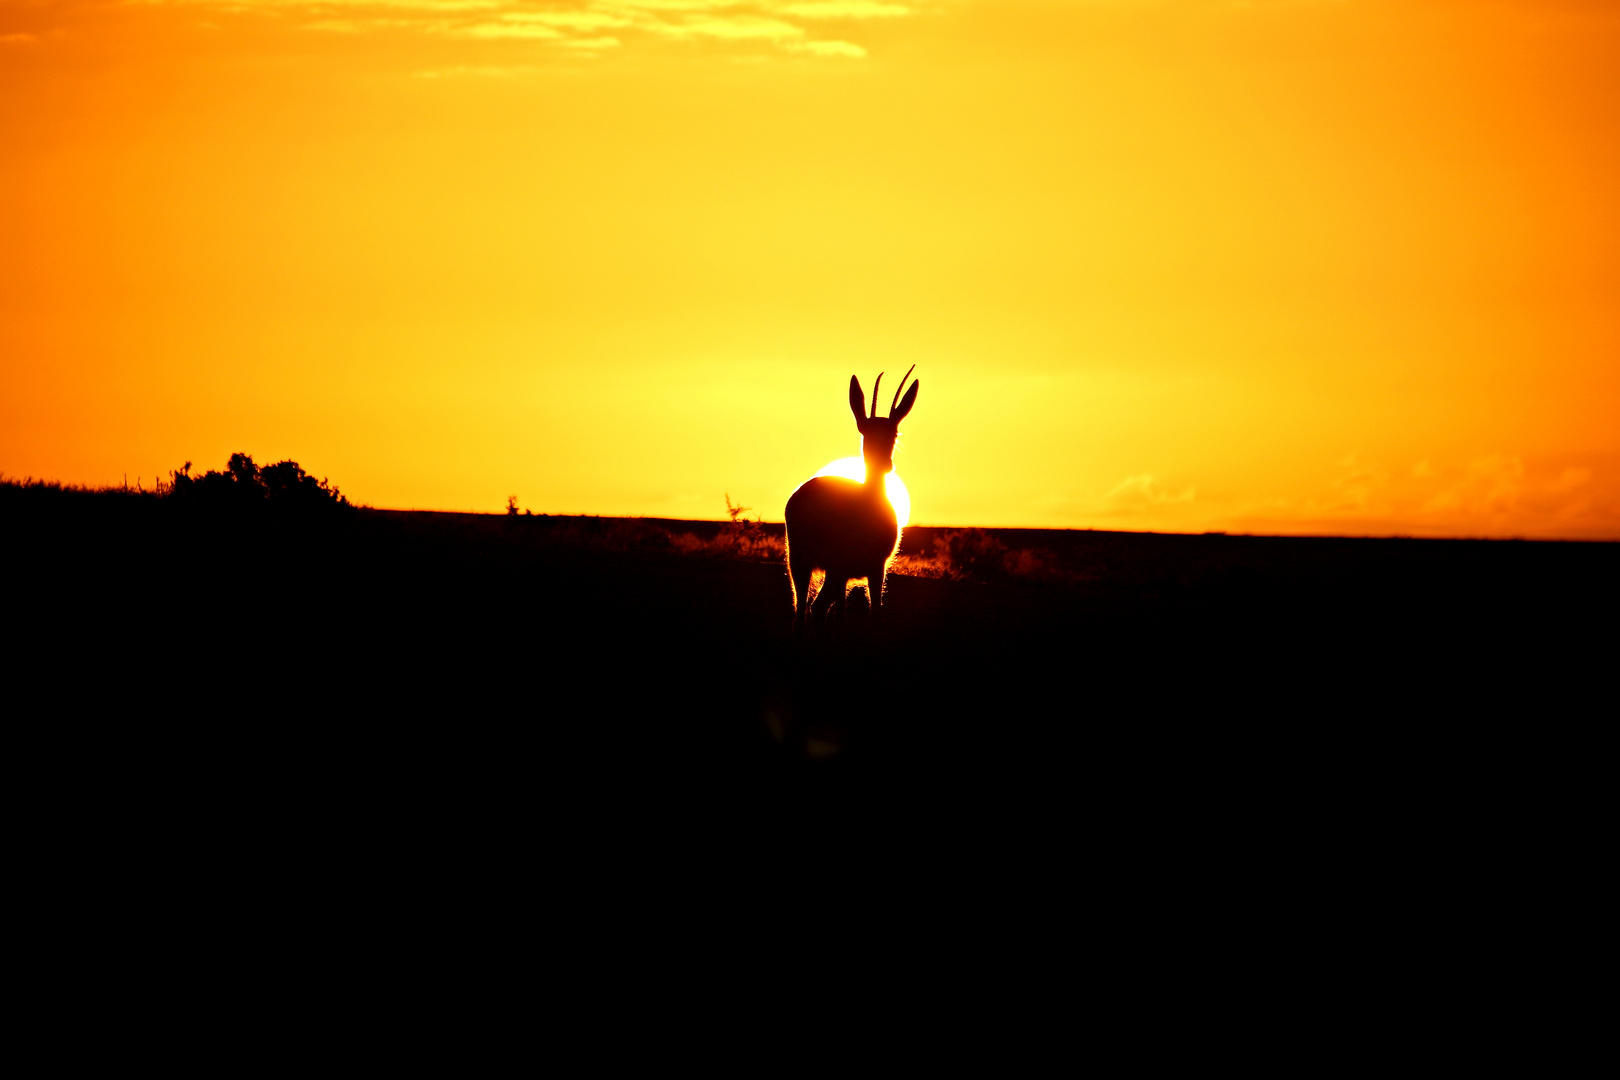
5,484 -> 1613,860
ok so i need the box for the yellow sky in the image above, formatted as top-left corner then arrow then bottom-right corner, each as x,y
3,0 -> 1617,536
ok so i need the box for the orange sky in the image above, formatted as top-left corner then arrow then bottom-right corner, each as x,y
3,0 -> 1617,537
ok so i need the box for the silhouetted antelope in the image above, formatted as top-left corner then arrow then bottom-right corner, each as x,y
785,367 -> 919,627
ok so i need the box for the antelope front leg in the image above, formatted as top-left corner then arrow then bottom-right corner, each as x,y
868,565 -> 886,619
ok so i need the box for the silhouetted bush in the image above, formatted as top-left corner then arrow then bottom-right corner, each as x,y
509,497 -> 787,561
889,528 -> 1084,585
537,501 -> 784,562
616,520 -> 676,552
169,453 -> 350,513
936,528 -> 1008,581
707,495 -> 785,561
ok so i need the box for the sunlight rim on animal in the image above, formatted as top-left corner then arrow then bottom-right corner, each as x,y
814,457 -> 911,527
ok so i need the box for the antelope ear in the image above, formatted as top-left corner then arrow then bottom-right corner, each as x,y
891,379 -> 919,423
848,375 -> 868,429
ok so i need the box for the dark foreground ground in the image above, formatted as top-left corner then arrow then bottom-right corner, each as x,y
7,489 -> 1614,867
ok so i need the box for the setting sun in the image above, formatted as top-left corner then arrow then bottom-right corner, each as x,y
815,457 -> 911,528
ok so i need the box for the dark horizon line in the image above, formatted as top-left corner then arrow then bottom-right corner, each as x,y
5,476 -> 1613,544
378,507 -> 1618,546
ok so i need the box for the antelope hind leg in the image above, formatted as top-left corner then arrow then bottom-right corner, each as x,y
790,560 -> 814,628
810,573 -> 844,626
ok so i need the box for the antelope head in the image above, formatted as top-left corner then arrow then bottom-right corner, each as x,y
848,366 -> 919,479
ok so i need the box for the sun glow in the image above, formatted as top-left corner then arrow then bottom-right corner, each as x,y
814,457 -> 911,527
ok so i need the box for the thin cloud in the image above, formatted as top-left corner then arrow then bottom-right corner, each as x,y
553,34 -> 622,47
130,1 -> 910,58
771,1 -> 909,18
247,0 -> 509,8
1101,474 -> 1197,509
1228,452 -> 1617,538
652,14 -> 804,39
311,1 -> 506,9
414,63 -> 543,75
1421,454 -> 1524,516
506,10 -> 633,28
787,38 -> 866,56
602,1 -> 745,10
462,19 -> 564,38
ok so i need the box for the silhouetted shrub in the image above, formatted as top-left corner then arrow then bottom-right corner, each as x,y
936,528 -> 1008,582
712,495 -> 785,561
887,552 -> 949,579
889,529 -> 1086,585
169,454 -> 350,513
617,521 -> 675,552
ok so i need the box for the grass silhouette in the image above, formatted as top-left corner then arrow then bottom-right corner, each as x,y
1,453 -> 349,513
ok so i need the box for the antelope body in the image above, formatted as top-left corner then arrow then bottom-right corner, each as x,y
785,368 -> 919,626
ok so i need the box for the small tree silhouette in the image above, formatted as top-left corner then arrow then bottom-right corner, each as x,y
227,452 -> 258,487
